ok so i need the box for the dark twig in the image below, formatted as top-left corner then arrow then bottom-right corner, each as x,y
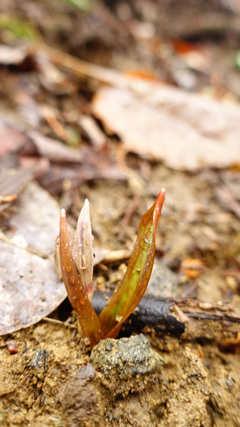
92,291 -> 185,337
92,291 -> 240,338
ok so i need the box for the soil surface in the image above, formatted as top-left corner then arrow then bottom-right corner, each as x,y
0,0 -> 240,426
1,320 -> 240,426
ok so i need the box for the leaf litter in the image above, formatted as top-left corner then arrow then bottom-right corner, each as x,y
0,181 -> 65,334
92,84 -> 240,170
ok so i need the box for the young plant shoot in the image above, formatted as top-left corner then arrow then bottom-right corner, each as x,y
59,189 -> 165,347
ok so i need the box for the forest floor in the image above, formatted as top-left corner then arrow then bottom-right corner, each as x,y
0,0 -> 240,426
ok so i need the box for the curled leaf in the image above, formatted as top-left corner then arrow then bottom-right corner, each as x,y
72,199 -> 94,300
59,209 -> 103,346
98,189 -> 165,338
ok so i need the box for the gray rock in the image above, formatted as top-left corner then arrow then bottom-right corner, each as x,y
147,258 -> 179,298
90,334 -> 163,383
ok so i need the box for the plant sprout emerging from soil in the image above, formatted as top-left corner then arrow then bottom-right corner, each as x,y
59,189 -> 165,347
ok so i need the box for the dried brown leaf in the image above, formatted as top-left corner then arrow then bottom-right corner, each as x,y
93,85 -> 240,171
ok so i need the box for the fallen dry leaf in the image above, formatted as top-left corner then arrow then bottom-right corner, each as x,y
6,181 -> 60,255
38,145 -> 126,194
0,181 -> 114,335
0,118 -> 126,194
26,131 -> 83,163
0,181 -> 65,335
0,239 -> 65,335
0,119 -> 29,157
92,84 -> 240,171
0,119 -> 83,163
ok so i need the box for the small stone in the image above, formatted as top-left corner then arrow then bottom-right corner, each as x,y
26,349 -> 49,380
90,334 -> 163,396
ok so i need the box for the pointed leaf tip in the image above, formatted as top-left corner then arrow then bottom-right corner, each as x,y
84,198 -> 89,208
98,189 -> 165,337
153,189 -> 165,232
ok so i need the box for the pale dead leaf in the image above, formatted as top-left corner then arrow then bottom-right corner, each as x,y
0,240 -> 66,335
0,119 -> 83,163
0,181 -> 65,335
93,85 -> 240,171
0,119 -> 29,157
27,131 -> 83,163
6,181 -> 60,255
0,181 -> 112,334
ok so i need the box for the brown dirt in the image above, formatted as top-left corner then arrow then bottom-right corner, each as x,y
1,320 -> 240,426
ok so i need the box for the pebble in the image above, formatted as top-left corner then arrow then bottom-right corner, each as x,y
90,334 -> 163,387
